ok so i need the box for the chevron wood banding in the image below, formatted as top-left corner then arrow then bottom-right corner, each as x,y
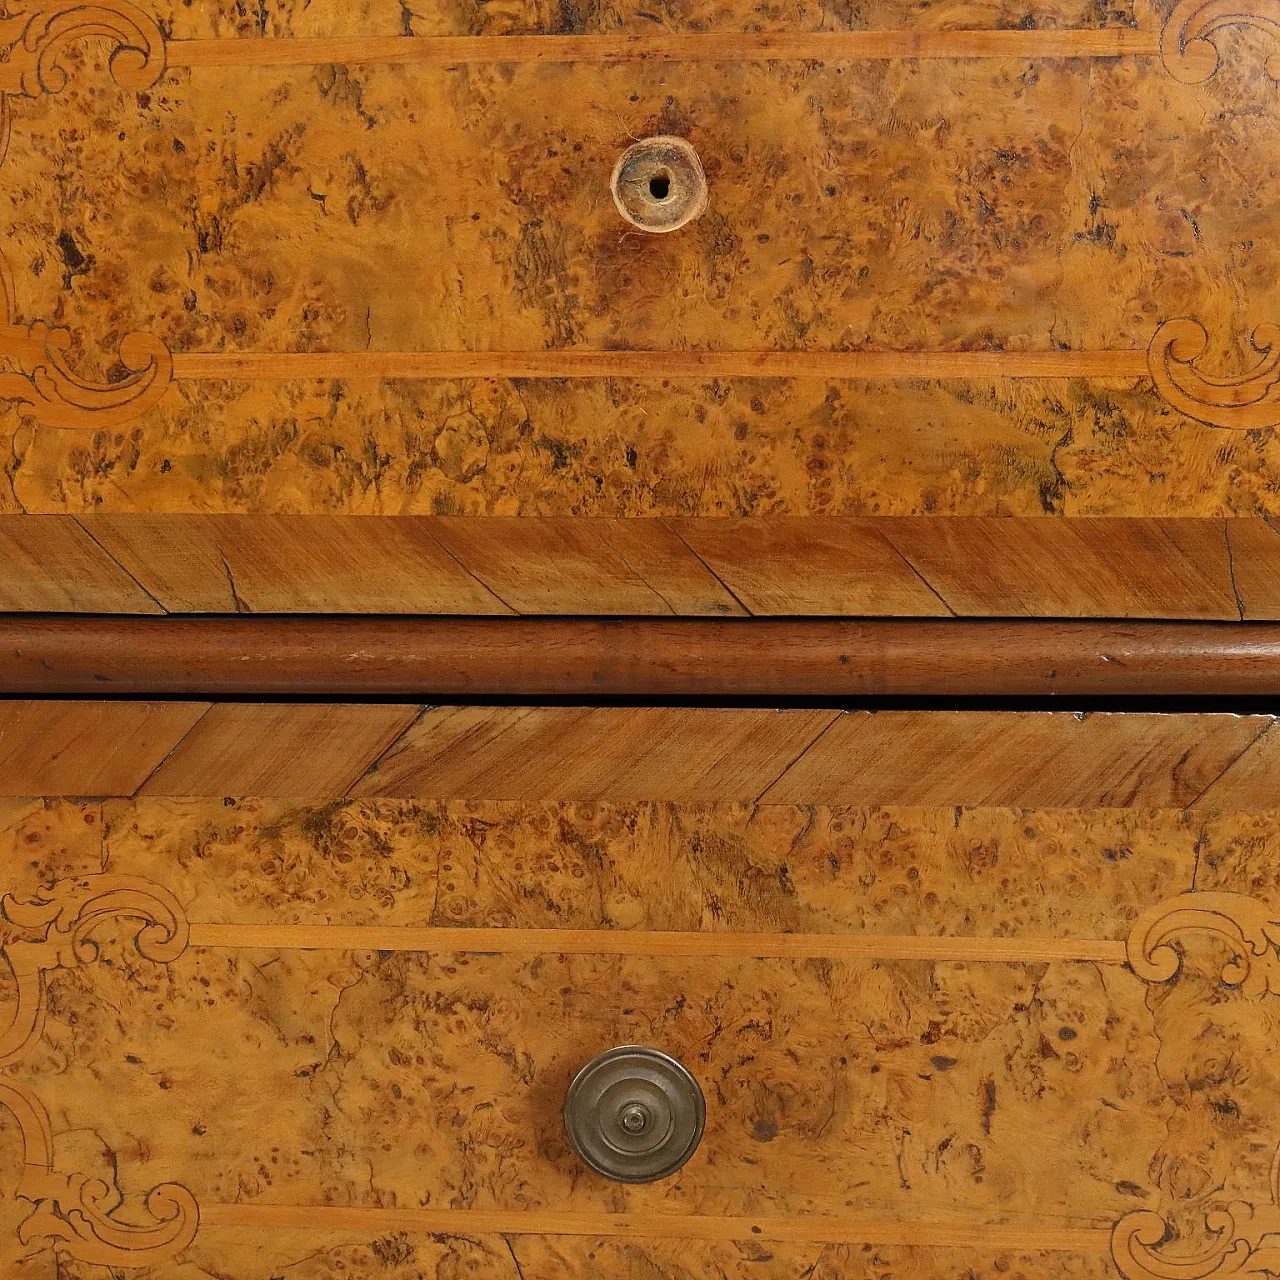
3,702 -> 1278,806
5,515 -> 1280,618
0,701 -> 210,797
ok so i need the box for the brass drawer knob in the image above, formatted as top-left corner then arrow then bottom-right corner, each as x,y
563,1045 -> 705,1183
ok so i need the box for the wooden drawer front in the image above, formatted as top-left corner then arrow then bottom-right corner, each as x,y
3,703 -> 1280,1277
2,2 -> 1280,615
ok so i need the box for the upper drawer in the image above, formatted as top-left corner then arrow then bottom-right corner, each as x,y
2,1 -> 1278,615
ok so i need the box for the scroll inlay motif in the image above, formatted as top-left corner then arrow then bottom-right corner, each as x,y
1161,0 -> 1280,83
1114,890 -> 1280,1279
1148,319 -> 1280,431
0,1 -> 172,431
0,873 -> 198,1269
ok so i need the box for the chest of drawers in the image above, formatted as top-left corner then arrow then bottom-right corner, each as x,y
4,4 -> 1280,1277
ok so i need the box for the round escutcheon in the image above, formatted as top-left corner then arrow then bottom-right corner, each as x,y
563,1045 -> 706,1183
610,136 -> 708,233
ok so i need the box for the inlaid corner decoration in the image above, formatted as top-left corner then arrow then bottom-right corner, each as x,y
4,849 -> 1280,1275
0,1 -> 1278,452
1148,320 -> 1280,432
1112,891 -> 1280,1280
0,1 -> 171,431
0,873 -> 197,1269
1161,0 -> 1280,83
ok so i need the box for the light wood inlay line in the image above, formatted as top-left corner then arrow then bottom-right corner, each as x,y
188,924 -> 1127,963
169,350 -> 1151,382
199,1204 -> 1110,1249
167,31 -> 1158,68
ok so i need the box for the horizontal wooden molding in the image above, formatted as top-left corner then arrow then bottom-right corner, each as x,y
4,617 -> 1280,698
1,703 -> 1274,807
199,1204 -> 1111,1250
170,349 -> 1150,381
188,923 -> 1126,964
166,30 -> 1159,69
4,515 -> 1269,620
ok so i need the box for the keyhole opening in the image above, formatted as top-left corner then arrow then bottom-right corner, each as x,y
649,173 -> 671,201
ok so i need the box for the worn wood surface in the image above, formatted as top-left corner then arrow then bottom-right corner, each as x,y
4,700 -> 1280,806
5,705 -> 1280,1277
6,514 -> 1280,617
2,2 -> 1280,613
12,615 -> 1280,698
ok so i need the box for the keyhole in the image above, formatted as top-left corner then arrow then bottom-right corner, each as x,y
611,136 -> 707,232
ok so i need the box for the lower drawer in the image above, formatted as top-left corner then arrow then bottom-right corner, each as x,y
1,703 -> 1276,1279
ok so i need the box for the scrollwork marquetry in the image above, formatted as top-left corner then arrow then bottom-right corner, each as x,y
1161,0 -> 1280,83
0,873 -> 199,1269
1114,892 -> 1280,1279
1126,889 -> 1280,997
1112,1200 -> 1280,1279
0,2 -> 173,430
1149,319 -> 1280,432
0,255 -> 173,430
0,1 -> 167,158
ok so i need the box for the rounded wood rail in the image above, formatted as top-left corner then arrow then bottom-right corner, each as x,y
2,616 -> 1280,698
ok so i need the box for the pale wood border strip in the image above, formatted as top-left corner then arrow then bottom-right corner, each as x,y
200,1204 -> 1109,1250
189,923 -> 1125,964
170,350 -> 1149,380
166,30 -> 1157,68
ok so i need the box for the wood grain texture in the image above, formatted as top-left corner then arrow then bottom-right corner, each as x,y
80,514 -> 515,614
85,798 -> 1209,940
8,514 -> 1280,617
876,517 -> 1246,620
8,56 -> 1249,359
149,0 -> 1152,38
4,2 -> 1280,620
670,518 -> 953,616
760,709 -> 1272,808
350,705 -> 842,802
136,703 -> 423,796
8,710 -> 1280,1276
3,25 -> 1280,534
427,518 -> 746,615
167,32 -> 1159,67
0,700 -> 208,797
186,922 -> 1128,963
13,616 -> 1280,698
8,701 -> 1278,807
0,517 -> 164,613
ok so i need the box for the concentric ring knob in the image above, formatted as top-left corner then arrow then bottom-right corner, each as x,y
563,1045 -> 705,1183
